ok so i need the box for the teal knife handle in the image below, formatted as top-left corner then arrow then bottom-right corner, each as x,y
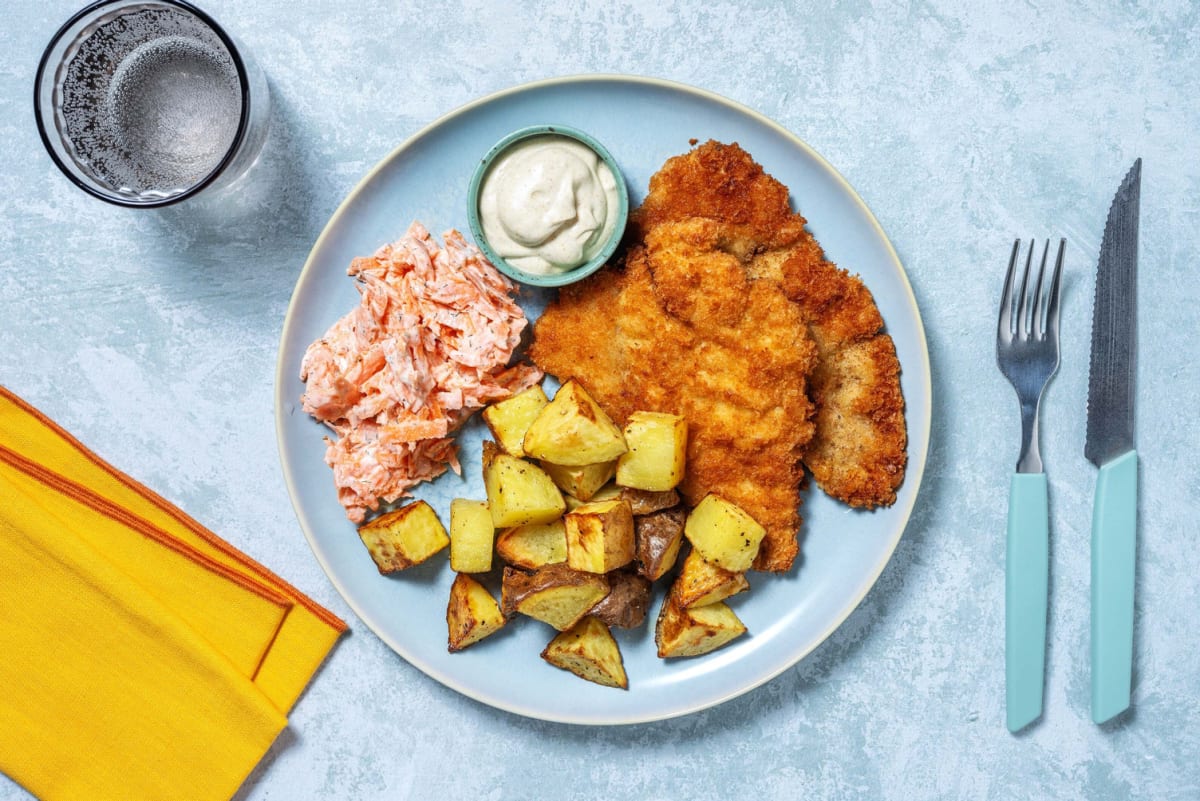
1091,449 -> 1138,724
1006,472 -> 1049,732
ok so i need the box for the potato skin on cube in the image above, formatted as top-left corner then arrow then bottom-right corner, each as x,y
635,507 -> 686,581
655,594 -> 747,658
446,573 -> 507,652
683,494 -> 767,573
564,499 -> 636,574
482,384 -> 549,458
449,499 -> 495,573
620,487 -> 680,516
495,519 -> 568,569
482,441 -> 566,528
673,548 -> 749,608
521,380 -> 628,466
356,500 -> 449,574
500,564 -> 610,631
615,411 -> 687,491
541,616 -> 628,689
587,569 -> 651,629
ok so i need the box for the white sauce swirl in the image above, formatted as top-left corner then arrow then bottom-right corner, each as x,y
478,135 -> 620,275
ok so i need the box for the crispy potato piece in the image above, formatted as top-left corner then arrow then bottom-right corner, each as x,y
683,493 -> 766,573
565,483 -> 621,511
655,594 -> 747,658
482,384 -> 549,458
541,616 -> 628,689
673,548 -> 749,608
482,441 -> 566,528
588,570 -> 651,629
446,573 -> 506,651
564,498 -> 635,574
522,379 -> 628,466
620,487 -> 681,516
501,564 -> 610,631
495,519 -> 567,569
357,500 -> 449,574
591,483 -> 623,502
449,498 -> 494,573
616,411 -> 687,491
635,507 -> 685,581
540,459 -> 617,501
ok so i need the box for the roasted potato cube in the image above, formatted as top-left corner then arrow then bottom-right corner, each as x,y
541,616 -> 628,689
540,459 -> 617,501
501,564 -> 610,631
591,483 -> 622,502
655,595 -> 747,658
449,499 -> 494,573
635,507 -> 686,581
495,519 -> 568,569
482,442 -> 566,528
522,379 -> 628,466
482,384 -> 549,457
615,411 -> 687,491
446,573 -> 506,651
357,500 -> 449,574
565,482 -> 621,512
564,499 -> 635,574
588,570 -> 651,629
620,487 -> 681,516
673,548 -> 749,608
683,494 -> 767,573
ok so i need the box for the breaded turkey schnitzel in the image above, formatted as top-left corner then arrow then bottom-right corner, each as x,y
531,141 -> 907,572
531,221 -> 818,572
633,141 -> 907,509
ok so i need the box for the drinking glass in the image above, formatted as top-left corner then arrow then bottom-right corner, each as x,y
35,0 -> 270,207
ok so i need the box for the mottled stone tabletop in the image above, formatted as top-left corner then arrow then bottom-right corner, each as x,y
3,2 -> 1198,799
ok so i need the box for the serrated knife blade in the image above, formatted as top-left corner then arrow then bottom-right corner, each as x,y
1086,159 -> 1139,465
1085,159 -> 1140,725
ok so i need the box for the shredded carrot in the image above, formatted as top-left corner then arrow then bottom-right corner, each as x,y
300,222 -> 542,523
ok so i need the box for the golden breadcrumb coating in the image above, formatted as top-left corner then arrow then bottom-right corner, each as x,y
531,140 -> 907,571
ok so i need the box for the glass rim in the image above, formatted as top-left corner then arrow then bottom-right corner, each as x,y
33,0 -> 253,208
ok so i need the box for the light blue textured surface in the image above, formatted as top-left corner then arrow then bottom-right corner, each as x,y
2,1 -> 1198,799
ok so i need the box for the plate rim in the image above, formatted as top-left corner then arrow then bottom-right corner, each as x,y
274,73 -> 932,725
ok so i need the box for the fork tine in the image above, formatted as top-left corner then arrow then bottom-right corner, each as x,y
1045,238 -> 1065,341
1015,240 -> 1035,337
1031,240 -> 1049,337
999,239 -> 1020,338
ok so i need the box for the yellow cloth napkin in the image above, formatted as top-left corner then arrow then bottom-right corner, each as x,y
0,387 -> 346,800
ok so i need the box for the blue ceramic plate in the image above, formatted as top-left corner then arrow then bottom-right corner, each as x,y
275,75 -> 931,725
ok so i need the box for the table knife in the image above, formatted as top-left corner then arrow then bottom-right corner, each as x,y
1085,159 -> 1140,725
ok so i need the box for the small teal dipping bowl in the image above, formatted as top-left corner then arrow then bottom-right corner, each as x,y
467,124 -> 629,288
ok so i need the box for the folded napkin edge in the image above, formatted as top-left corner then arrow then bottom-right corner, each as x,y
0,443 -> 296,614
0,386 -> 347,633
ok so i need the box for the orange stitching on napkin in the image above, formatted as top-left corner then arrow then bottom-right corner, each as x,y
0,387 -> 347,632
0,444 -> 293,610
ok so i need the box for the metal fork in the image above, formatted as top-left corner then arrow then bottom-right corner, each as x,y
996,238 -> 1065,733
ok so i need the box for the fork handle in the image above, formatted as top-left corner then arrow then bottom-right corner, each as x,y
1006,472 -> 1049,732
1091,449 -> 1138,724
